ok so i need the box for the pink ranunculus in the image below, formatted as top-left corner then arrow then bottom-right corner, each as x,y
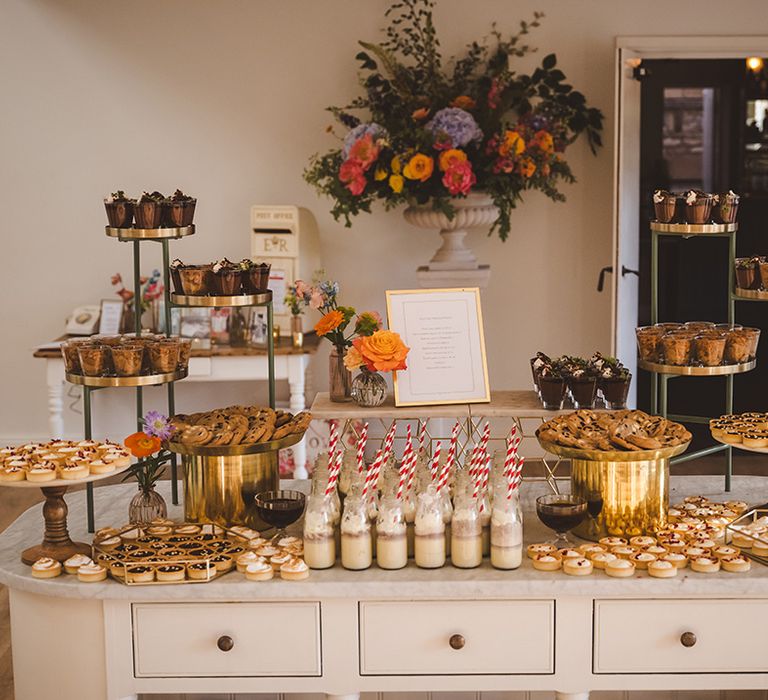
346,174 -> 366,195
294,279 -> 310,298
339,159 -> 367,195
347,133 -> 380,170
442,160 -> 476,196
309,290 -> 324,310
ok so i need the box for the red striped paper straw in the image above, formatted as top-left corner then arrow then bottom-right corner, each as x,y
395,454 -> 409,500
405,448 -> 418,493
328,420 -> 339,462
381,422 -> 397,464
503,437 -> 516,478
479,422 -> 491,452
511,455 -> 525,491
429,441 -> 441,481
417,420 -> 427,454
356,422 -> 369,474
324,450 -> 343,496
362,448 -> 383,500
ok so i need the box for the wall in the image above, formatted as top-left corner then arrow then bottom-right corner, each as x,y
1,0 -> 765,441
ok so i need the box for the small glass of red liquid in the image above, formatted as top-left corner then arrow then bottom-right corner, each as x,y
536,494 -> 588,547
254,490 -> 306,542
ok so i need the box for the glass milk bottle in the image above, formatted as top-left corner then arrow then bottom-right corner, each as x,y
490,489 -> 523,570
367,492 -> 379,558
341,495 -> 372,570
451,494 -> 482,568
376,495 -> 407,570
338,450 -> 357,500
403,488 -> 416,557
439,488 -> 453,556
303,494 -> 336,569
479,490 -> 491,556
414,487 -> 446,568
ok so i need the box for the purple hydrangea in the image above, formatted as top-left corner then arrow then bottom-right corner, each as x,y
342,122 -> 388,159
426,108 -> 483,148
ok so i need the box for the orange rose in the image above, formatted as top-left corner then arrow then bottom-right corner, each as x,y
403,153 -> 434,182
125,432 -> 161,458
451,95 -> 476,110
314,309 -> 344,336
499,130 -> 525,157
438,148 -> 468,172
353,330 -> 409,372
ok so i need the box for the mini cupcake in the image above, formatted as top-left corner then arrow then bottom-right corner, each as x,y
165,189 -> 196,227
241,260 -> 271,294
135,191 -> 165,229
652,189 -> 678,223
714,190 -> 739,224
212,259 -> 242,296
684,190 -> 714,224
735,257 -> 760,291
104,190 -> 136,228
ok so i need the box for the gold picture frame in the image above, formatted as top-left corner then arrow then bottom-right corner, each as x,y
385,287 -> 490,407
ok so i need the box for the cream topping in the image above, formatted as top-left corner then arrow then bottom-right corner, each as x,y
591,552 -> 617,563
256,545 -> 281,558
633,552 -> 656,562
78,563 -> 105,575
649,560 -> 674,570
246,560 -> 272,574
608,559 -> 633,569
64,554 -> 92,568
694,557 -> 716,566
32,557 -> 59,570
280,557 -> 309,573
237,552 -> 262,565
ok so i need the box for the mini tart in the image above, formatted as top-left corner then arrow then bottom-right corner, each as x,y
630,551 -> 657,570
156,564 -> 186,582
532,553 -> 562,571
109,561 -> 127,578
647,560 -> 678,578
236,551 -> 263,573
661,552 -> 688,569
578,543 -> 606,557
280,557 -> 310,581
211,554 -> 234,572
557,548 -> 582,560
26,465 -> 57,482
588,551 -> 618,570
128,549 -> 156,560
59,464 -> 89,480
31,557 -> 62,579
96,536 -> 121,551
690,556 -> 720,573
278,536 -> 301,549
120,527 -> 143,541
63,554 -> 93,575
147,525 -> 173,537
610,545 -> 637,559
751,540 -> 768,557
245,560 -> 274,581
563,557 -> 593,576
721,555 -> 751,573
599,536 -> 627,548
629,536 -> 656,549
0,467 -> 26,482
256,545 -> 281,559
78,562 -> 107,582
125,565 -> 155,583
683,546 -> 710,560
88,460 -> 115,475
605,558 -> 636,578
247,537 -> 268,550
712,545 -> 740,560
666,508 -> 683,522
726,500 -> 749,513
720,431 -> 743,444
742,433 -> 768,448
645,545 -> 669,557
270,552 -> 292,571
527,543 -> 557,559
187,562 -> 217,580
660,539 -> 687,554
174,524 -> 202,536
730,531 -> 755,549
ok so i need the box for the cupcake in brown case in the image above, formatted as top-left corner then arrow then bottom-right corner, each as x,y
165,190 -> 196,227
240,260 -> 271,294
135,191 -> 165,228
212,259 -> 242,295
714,190 -> 739,224
735,258 -> 760,291
104,191 -> 136,228
652,189 -> 678,223
684,190 -> 713,224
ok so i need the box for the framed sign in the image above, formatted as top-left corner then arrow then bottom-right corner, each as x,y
98,299 -> 123,335
386,287 -> 490,407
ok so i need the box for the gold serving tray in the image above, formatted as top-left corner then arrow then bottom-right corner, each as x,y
733,288 -> 768,301
537,437 -> 690,463
166,430 -> 304,457
65,368 -> 188,387
649,222 -> 738,235
171,291 -> 272,307
105,225 -> 195,240
638,359 -> 756,376
0,462 -> 131,489
712,434 -> 768,454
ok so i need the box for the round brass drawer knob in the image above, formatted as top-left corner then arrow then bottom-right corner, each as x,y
217,635 -> 235,652
449,634 -> 465,650
680,632 -> 697,648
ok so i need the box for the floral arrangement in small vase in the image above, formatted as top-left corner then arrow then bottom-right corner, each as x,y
285,281 -> 307,348
292,277 -> 409,403
123,412 -> 175,524
304,0 -> 603,242
111,270 -> 164,333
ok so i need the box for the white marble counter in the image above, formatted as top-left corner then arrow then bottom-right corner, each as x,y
2,477 -> 768,600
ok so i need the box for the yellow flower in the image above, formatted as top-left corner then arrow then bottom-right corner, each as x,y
403,153 -> 434,182
344,346 -> 365,371
519,157 -> 536,178
450,95 -> 476,110
391,156 -> 402,174
389,174 -> 404,193
374,166 -> 388,181
314,310 -> 344,336
438,148 -> 468,172
499,130 -> 525,157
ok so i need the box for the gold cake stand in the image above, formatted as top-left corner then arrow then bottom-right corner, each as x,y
649,222 -> 738,236
537,438 -> 691,540
733,288 -> 768,301
1,465 -> 131,565
167,432 -> 304,529
171,291 -> 272,308
105,225 -> 195,240
712,435 -> 768,454
65,368 -> 188,387
637,359 -> 756,376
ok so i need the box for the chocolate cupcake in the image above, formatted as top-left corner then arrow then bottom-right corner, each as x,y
652,189 -> 678,223
240,260 -> 271,294
715,190 -> 739,224
135,191 -> 165,228
735,258 -> 760,290
212,259 -> 242,295
169,259 -> 185,295
684,190 -> 714,224
165,189 -> 196,227
104,191 -> 136,228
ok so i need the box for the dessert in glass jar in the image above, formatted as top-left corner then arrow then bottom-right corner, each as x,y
714,190 -> 739,224
692,333 -> 726,367
490,490 -> 523,570
165,189 -> 196,227
212,259 -> 243,296
652,189 -> 679,223
414,488 -> 446,569
659,331 -> 695,366
104,190 -> 136,228
636,326 -> 664,362
684,189 -> 713,224
303,493 -> 336,569
451,494 -> 482,569
376,495 -> 407,570
135,191 -> 165,228
340,495 -> 372,570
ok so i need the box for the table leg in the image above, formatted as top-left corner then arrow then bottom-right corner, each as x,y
48,379 -> 65,438
289,356 -> 309,479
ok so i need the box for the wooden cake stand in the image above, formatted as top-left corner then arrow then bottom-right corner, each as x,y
1,465 -> 131,565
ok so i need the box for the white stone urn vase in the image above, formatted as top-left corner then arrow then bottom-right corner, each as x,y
403,192 -> 497,287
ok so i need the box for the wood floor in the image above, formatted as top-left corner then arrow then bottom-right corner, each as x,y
0,458 -> 763,700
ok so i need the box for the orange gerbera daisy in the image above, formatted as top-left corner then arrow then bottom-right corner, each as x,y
315,309 -> 344,336
125,432 -> 161,458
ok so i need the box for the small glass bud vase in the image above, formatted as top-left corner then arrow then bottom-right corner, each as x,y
351,367 -> 387,407
291,314 -> 304,348
128,487 -> 167,525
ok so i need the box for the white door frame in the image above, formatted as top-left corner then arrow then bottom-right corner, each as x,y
612,35 -> 768,406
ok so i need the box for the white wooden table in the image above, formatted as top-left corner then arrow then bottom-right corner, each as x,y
3,478 -> 768,700
34,338 -> 318,477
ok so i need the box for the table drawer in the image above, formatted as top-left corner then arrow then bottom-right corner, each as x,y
594,599 -> 768,674
360,600 -> 554,675
133,602 -> 321,677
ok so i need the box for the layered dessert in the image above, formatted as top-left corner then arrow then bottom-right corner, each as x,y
414,490 -> 445,569
451,498 -> 482,569
490,502 -> 523,570
135,191 -> 165,228
340,497 -> 372,570
376,497 -> 407,570
715,190 -> 739,224
212,259 -> 243,296
302,505 -> 336,569
166,189 -> 197,227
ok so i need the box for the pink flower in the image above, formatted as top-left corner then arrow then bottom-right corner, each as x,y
295,280 -> 311,298
442,160 -> 476,196
339,159 -> 367,196
347,134 -> 380,170
309,290 -> 324,310
347,175 -> 366,195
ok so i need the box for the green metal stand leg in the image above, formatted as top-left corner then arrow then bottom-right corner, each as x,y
651,231 -> 659,325
160,240 -> 179,505
659,374 -> 669,418
267,302 -> 275,409
167,382 -> 178,505
650,374 -> 658,415
84,387 -> 95,534
725,374 -> 734,492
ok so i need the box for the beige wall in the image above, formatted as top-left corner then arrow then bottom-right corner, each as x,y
1,0 -> 765,440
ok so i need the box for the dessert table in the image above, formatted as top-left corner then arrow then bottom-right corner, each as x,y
3,477 -> 768,700
33,335 -> 319,476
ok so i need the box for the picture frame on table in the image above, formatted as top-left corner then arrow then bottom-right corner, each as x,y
98,299 -> 124,335
385,287 -> 490,407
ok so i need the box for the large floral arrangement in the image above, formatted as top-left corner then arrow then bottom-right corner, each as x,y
304,0 -> 603,241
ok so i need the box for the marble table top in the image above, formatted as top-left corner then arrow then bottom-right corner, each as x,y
2,476 -> 768,601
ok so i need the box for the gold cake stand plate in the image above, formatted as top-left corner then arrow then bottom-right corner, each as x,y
733,288 -> 768,301
712,434 -> 768,454
171,291 -> 272,308
0,464 -> 132,565
649,222 -> 737,235
105,225 -> 195,240
536,438 -> 691,463
166,431 -> 303,457
638,359 -> 756,376
65,368 -> 188,387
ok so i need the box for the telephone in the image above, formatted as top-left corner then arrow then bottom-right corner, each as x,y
65,305 -> 101,336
